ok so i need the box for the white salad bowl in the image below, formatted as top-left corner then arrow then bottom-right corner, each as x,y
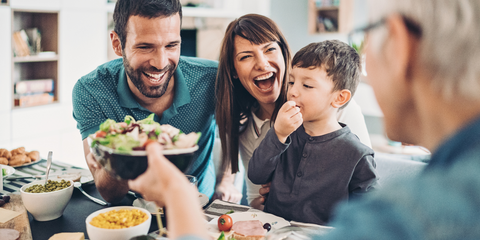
20,179 -> 74,221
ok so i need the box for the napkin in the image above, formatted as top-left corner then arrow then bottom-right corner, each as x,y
0,208 -> 21,224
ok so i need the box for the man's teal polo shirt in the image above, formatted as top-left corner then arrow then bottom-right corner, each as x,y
72,56 -> 218,198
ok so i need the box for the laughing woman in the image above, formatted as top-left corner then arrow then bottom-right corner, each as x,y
214,14 -> 371,209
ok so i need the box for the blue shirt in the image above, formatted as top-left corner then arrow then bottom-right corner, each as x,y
72,56 -> 218,198
318,115 -> 480,240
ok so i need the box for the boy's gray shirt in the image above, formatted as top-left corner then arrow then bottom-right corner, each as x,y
248,123 -> 378,225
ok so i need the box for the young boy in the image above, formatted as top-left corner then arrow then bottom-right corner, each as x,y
248,40 -> 378,225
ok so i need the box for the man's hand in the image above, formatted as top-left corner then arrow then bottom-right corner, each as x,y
83,139 -> 128,203
86,152 -> 101,170
274,101 -> 303,143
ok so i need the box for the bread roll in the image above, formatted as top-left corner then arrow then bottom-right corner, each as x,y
10,147 -> 25,156
28,151 -> 40,161
0,157 -> 8,165
9,154 -> 27,166
0,149 -> 11,159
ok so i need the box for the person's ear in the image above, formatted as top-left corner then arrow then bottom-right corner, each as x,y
331,89 -> 351,108
110,31 -> 123,57
384,14 -> 418,84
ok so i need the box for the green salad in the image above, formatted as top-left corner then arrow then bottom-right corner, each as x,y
90,114 -> 201,153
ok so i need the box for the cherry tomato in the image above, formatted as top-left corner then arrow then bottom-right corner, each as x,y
217,214 -> 233,232
95,131 -> 107,138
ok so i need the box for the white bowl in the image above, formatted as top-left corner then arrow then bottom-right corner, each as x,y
20,179 -> 74,221
86,206 -> 152,240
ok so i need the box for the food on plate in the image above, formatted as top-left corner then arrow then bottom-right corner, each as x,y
1,195 -> 10,203
218,214 -> 233,232
90,113 -> 201,153
9,154 -> 27,166
262,223 -> 271,232
232,220 -> 267,240
0,148 -> 40,167
24,179 -> 71,193
48,232 -> 85,240
211,230 -> 234,240
10,147 -> 25,156
0,229 -> 20,240
90,209 -> 148,229
0,149 -> 12,159
217,231 -> 235,240
28,151 -> 40,161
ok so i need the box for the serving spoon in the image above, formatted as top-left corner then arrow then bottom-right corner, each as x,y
44,151 -> 53,186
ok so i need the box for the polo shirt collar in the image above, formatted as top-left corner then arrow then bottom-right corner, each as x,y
116,63 -> 192,123
117,67 -> 142,109
160,64 -> 191,123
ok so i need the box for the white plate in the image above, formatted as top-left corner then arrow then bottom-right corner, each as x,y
198,193 -> 209,207
1,164 -> 15,178
13,159 -> 42,168
52,169 -> 94,185
207,212 -> 290,234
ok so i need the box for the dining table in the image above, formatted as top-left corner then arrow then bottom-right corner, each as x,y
0,160 -> 266,240
2,160 -> 333,240
1,159 -> 164,240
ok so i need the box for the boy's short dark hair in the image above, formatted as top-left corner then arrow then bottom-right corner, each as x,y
292,40 -> 361,109
113,0 -> 182,50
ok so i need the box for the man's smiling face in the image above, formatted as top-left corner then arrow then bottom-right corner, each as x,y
122,14 -> 181,98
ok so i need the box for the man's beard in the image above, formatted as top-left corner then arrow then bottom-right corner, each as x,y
123,55 -> 176,98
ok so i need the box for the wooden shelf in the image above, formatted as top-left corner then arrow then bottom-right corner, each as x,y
11,10 -> 59,108
308,0 -> 353,34
316,6 -> 339,11
13,55 -> 58,62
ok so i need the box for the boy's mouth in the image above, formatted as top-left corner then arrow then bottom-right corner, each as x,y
254,72 -> 276,91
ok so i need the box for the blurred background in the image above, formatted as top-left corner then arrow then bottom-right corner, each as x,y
0,0 -> 426,169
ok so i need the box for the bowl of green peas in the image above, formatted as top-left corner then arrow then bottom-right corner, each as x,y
20,179 -> 74,221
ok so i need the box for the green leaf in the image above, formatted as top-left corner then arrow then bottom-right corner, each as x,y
99,119 -> 117,132
138,113 -> 156,124
217,231 -> 225,240
124,115 -> 135,125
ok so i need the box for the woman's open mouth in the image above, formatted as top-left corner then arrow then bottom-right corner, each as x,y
254,72 -> 276,91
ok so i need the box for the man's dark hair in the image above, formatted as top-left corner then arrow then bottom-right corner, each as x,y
292,40 -> 361,109
113,0 -> 182,50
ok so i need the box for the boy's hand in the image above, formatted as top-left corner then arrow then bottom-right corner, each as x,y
274,101 -> 303,143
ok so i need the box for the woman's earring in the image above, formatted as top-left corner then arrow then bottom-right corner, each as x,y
233,75 -> 238,79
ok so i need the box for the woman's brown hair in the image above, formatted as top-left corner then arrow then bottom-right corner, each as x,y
215,14 -> 291,173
